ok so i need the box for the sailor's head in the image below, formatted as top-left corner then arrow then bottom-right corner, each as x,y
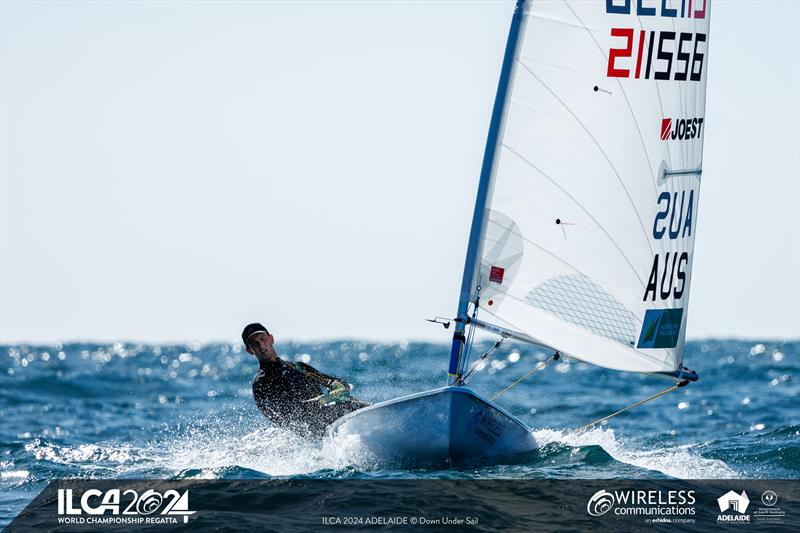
242,322 -> 277,363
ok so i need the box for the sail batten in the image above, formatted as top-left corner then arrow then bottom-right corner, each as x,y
458,0 -> 712,375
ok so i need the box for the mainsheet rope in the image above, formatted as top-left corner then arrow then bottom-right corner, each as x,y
490,353 -> 560,401
484,351 -> 689,432
569,380 -> 688,434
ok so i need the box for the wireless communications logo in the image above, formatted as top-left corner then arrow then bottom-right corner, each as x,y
57,488 -> 196,526
586,488 -> 696,523
587,490 -> 615,516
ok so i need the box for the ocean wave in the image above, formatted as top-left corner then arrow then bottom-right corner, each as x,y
533,427 -> 738,479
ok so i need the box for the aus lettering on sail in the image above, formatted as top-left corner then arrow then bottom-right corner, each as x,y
644,189 -> 695,302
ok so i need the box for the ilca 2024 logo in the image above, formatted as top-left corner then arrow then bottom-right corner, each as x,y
57,487 -> 196,526
661,117 -> 704,141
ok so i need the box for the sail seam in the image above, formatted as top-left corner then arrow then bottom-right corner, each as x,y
559,1 -> 661,193
485,217 -> 581,275
630,12 -> 674,172
515,59 -> 655,259
485,216 -> 649,306
503,143 -> 647,289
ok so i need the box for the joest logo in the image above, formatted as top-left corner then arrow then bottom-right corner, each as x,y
661,117 -> 704,141
57,488 -> 196,525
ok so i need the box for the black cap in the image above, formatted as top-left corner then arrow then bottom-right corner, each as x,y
242,322 -> 269,346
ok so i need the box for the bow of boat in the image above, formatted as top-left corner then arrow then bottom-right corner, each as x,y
326,386 -> 538,467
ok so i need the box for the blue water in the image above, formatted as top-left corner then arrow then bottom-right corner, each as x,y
1,339 -> 798,525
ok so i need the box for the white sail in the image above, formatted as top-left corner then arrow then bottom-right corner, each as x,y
470,0 -> 712,374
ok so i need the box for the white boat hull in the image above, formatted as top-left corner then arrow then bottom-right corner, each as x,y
326,386 -> 538,467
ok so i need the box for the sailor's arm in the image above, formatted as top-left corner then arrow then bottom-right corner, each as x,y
252,376 -> 272,414
297,362 -> 350,389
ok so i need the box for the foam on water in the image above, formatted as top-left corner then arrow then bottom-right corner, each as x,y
534,427 -> 738,479
12,417 -> 737,482
15,417 -> 378,480
0,471 -> 30,481
24,440 -> 144,471
157,424 -> 377,478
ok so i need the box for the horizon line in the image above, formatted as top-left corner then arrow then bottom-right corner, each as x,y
1,335 -> 798,347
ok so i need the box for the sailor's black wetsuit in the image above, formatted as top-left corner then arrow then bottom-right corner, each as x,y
252,359 -> 368,437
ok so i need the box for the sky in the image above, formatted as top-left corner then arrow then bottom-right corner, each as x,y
1,0 -> 798,345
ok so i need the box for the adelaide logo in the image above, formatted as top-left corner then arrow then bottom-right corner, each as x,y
587,490 -> 615,516
717,490 -> 750,524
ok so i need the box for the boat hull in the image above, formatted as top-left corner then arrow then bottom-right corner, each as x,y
326,386 -> 538,467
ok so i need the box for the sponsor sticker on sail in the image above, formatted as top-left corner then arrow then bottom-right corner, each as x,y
489,266 -> 505,284
661,118 -> 705,141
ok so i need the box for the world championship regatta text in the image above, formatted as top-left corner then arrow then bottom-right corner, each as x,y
605,0 -> 707,82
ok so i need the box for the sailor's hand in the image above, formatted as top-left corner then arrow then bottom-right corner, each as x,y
318,381 -> 350,406
331,380 -> 351,391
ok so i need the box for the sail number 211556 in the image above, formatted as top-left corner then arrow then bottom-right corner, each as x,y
607,29 -> 707,82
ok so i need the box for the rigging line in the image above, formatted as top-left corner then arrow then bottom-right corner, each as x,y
464,314 -> 477,369
503,143 -> 647,288
462,277 -> 484,374
558,0 -> 659,193
569,380 -> 687,434
490,353 -> 559,401
458,337 -> 505,386
515,60 -> 655,258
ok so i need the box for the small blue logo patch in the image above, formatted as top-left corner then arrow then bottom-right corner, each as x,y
637,308 -> 684,349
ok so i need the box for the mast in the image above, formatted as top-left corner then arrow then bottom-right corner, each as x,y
448,0 -> 529,384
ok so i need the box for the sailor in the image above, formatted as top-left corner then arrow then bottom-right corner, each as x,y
242,322 -> 369,437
